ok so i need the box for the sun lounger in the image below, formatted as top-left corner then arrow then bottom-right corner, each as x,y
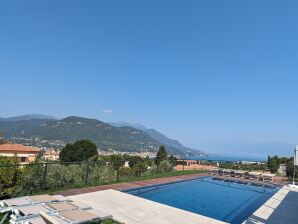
261,173 -> 275,182
248,172 -> 262,180
0,198 -> 30,213
209,168 -> 220,175
11,204 -> 51,223
1,195 -> 66,208
1,195 -> 105,224
229,170 -> 236,177
39,208 -> 112,224
222,169 -> 232,177
12,204 -> 50,217
234,170 -> 247,178
11,201 -> 91,223
47,202 -> 91,212
0,195 -> 66,214
13,216 -> 47,224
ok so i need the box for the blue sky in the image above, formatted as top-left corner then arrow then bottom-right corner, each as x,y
1,1 -> 297,158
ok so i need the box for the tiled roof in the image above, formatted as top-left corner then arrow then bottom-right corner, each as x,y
0,143 -> 40,153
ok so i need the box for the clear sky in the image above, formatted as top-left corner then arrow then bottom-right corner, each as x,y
1,1 -> 297,158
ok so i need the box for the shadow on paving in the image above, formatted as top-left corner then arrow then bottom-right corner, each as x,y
266,191 -> 298,224
244,215 -> 267,224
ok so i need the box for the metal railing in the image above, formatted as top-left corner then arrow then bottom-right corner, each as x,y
0,160 -> 176,199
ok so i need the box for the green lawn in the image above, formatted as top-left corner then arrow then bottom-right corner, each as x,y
101,220 -> 120,224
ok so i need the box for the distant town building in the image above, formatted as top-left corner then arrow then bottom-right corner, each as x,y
0,142 -> 40,164
43,149 -> 60,161
174,160 -> 217,171
98,150 -> 156,158
239,160 -> 264,165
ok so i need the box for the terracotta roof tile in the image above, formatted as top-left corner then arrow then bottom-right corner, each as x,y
0,143 -> 40,153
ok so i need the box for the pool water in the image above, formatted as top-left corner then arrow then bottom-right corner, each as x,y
126,177 -> 279,224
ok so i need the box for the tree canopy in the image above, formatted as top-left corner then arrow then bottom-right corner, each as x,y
286,158 -> 298,178
0,155 -> 21,196
156,145 -> 168,162
59,139 -> 98,162
268,155 -> 292,174
269,155 -> 281,173
107,154 -> 124,170
0,132 -> 5,144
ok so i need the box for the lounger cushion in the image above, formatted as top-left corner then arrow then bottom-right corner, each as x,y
51,195 -> 67,201
28,195 -> 59,203
48,202 -> 78,212
3,197 -> 29,207
18,205 -> 50,216
40,211 -> 67,224
59,210 -> 99,222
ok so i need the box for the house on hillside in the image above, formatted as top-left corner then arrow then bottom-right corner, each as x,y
0,142 -> 40,164
43,149 -> 60,161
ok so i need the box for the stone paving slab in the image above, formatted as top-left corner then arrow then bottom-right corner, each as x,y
68,189 -> 227,224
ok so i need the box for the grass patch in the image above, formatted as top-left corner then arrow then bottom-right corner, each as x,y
0,212 -> 10,224
101,219 -> 120,224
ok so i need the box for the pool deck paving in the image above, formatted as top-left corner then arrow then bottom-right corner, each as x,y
56,173 -> 209,196
68,189 -> 228,224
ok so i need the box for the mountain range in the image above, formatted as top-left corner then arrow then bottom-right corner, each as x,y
109,121 -> 194,151
0,114 -> 57,122
0,115 -> 205,156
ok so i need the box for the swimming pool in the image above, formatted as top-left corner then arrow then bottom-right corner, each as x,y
126,177 -> 279,224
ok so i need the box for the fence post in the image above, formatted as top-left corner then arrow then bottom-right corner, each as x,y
116,167 -> 120,182
42,163 -> 48,189
85,161 -> 89,184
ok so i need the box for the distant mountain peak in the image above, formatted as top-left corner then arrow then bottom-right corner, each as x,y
109,121 -> 206,156
0,114 -> 58,122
